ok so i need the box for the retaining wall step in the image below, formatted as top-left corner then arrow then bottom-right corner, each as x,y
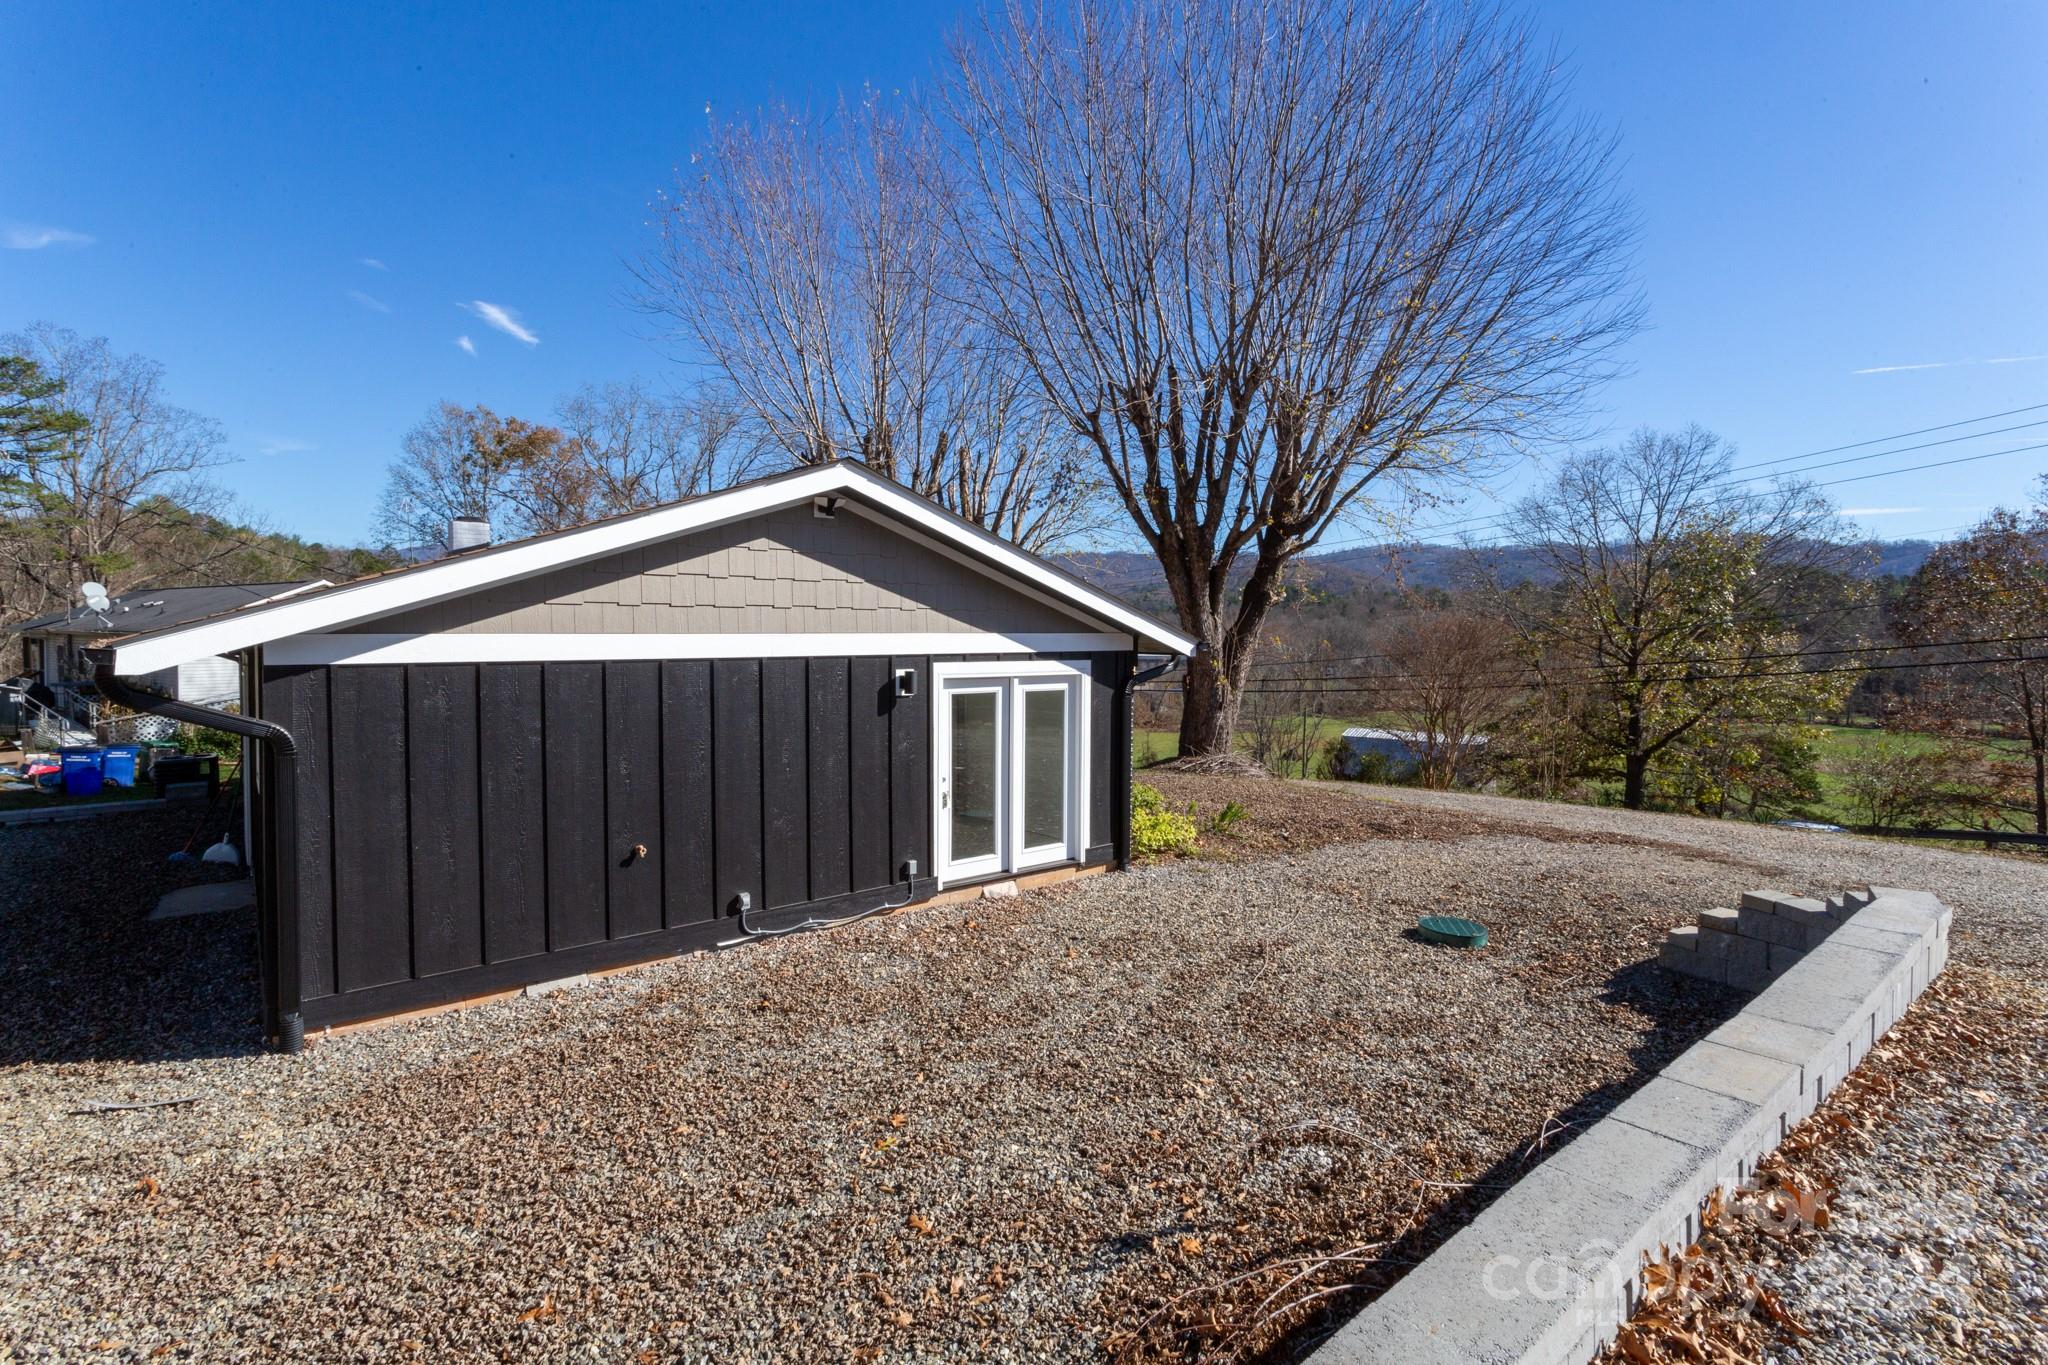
1310,885 -> 1950,1365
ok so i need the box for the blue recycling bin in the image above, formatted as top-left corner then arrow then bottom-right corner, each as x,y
101,745 -> 141,788
60,747 -> 105,797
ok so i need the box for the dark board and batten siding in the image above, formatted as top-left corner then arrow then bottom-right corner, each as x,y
261,652 -> 989,1029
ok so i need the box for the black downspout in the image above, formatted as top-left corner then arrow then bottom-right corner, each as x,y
1117,652 -> 1185,870
91,653 -> 306,1053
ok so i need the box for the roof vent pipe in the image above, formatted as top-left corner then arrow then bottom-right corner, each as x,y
448,516 -> 491,553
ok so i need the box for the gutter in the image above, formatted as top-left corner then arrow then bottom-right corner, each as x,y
90,653 -> 306,1053
1116,651 -> 1187,870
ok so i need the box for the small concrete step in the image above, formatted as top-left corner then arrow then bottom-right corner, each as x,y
150,879 -> 256,920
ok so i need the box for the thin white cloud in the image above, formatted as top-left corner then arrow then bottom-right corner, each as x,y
460,300 -> 539,346
1841,506 -> 1923,517
1854,354 -> 2048,375
456,335 -> 477,356
348,289 -> 392,314
359,256 -> 388,271
3,221 -> 93,250
257,437 -> 315,457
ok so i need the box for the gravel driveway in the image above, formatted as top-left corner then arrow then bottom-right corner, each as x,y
1,787 -> 2041,1362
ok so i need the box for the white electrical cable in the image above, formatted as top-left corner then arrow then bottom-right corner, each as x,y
738,877 -> 920,937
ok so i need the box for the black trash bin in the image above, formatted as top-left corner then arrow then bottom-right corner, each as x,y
153,752 -> 220,801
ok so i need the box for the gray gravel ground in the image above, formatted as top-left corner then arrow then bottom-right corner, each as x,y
1772,1050 -> 2048,1363
2,789 -> 2042,1362
1365,787 -> 2048,1365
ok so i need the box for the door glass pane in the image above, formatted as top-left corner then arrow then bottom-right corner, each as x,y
951,691 -> 999,861
1022,688 -> 1067,850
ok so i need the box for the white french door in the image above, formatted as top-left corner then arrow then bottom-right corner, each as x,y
940,682 -> 1008,883
934,662 -> 1088,885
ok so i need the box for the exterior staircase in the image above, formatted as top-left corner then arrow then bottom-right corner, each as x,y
1659,887 -> 1876,992
22,692 -> 96,749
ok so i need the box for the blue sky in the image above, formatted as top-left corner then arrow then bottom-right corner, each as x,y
3,1 -> 2044,549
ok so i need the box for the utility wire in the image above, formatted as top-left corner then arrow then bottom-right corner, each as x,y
1146,651 -> 2048,697
1247,630 -> 2048,676
1317,400 -> 2048,550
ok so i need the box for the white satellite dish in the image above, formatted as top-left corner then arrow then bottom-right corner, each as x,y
80,582 -> 112,613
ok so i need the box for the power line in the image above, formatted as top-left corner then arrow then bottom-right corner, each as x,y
1727,416 -> 2048,478
1729,399 -> 2048,469
1146,650 -> 2048,698
1316,400 -> 2048,550
1812,438 -> 2048,489
1246,629 -> 2048,677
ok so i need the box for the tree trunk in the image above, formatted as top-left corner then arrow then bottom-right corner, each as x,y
1175,643 -> 1243,759
1623,751 -> 1648,810
2033,743 -> 2045,836
1621,700 -> 1648,809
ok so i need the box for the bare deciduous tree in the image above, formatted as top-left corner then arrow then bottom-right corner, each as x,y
642,90 -> 1098,551
944,0 -> 1639,755
554,379 -> 742,513
1370,609 -> 1518,788
374,385 -> 742,551
0,323 -> 235,627
374,402 -> 514,550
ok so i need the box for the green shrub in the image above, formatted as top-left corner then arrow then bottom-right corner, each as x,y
1208,799 -> 1248,835
1322,735 -> 1394,784
177,724 -> 243,762
1131,782 -> 1199,857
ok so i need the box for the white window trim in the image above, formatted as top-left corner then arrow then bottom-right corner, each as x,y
106,463 -> 1197,675
264,631 -> 1132,667
930,658 -> 1092,887
933,680 -> 1010,885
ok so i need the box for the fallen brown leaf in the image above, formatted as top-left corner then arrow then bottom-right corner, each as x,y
1747,1275 -> 1810,1337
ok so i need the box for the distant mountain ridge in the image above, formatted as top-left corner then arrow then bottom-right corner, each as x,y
1059,539 -> 1939,609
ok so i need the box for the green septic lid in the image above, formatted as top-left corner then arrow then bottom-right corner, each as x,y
1417,914 -> 1488,949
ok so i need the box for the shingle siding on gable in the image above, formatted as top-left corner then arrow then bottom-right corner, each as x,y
346,504 -> 1097,636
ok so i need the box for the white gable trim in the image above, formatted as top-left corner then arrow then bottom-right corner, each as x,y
266,631 -> 1134,666
831,499 -> 1105,632
106,464 -> 1196,674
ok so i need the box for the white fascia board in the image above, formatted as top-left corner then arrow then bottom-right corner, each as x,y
109,462 -> 1196,673
265,631 -> 1135,667
108,466 -> 852,674
834,469 -> 1199,655
834,500 -> 1106,632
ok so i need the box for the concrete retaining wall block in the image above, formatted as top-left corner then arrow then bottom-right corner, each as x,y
1310,885 -> 1950,1365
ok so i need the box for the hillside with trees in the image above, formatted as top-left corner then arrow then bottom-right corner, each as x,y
1,325 -> 393,642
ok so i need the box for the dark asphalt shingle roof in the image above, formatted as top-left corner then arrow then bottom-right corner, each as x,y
14,582 -> 324,639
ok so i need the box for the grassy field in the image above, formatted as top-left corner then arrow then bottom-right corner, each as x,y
1134,715 -> 1394,771
0,781 -> 157,814
1136,715 -> 2009,830
0,756 -> 241,814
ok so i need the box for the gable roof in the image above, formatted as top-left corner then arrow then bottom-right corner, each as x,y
103,462 -> 1197,674
15,581 -> 330,640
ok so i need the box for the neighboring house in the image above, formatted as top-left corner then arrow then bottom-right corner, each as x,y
97,462 -> 1196,1049
1336,726 -> 1489,780
13,581 -> 331,705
